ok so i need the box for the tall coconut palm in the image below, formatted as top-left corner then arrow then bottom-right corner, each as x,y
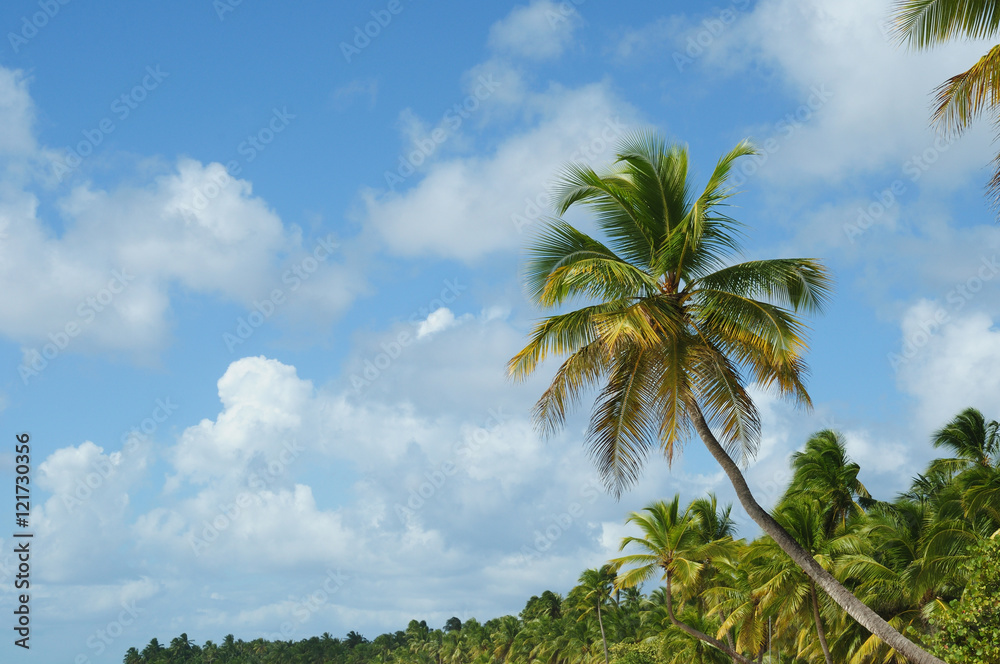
611,497 -> 753,664
929,406 -> 1000,535
784,429 -> 874,534
656,606 -> 736,664
892,1 -> 1000,210
490,616 -> 521,664
833,500 -> 947,664
930,407 -> 1000,476
705,554 -> 769,661
568,566 -> 617,664
744,500 -> 864,664
508,132 -> 944,664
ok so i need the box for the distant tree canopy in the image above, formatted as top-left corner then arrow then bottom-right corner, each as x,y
123,408 -> 1000,664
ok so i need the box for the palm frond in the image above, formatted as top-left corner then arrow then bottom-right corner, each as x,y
931,43 -> 1000,135
525,219 -> 657,306
586,345 -> 661,495
892,0 -> 1000,48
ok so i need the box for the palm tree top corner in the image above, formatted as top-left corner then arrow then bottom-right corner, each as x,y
890,0 -> 1000,213
507,129 -> 833,498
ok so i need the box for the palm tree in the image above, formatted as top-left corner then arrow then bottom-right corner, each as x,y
142,638 -> 165,662
785,429 -> 874,534
705,554 -> 769,661
833,500 -> 945,664
656,606 -> 735,664
892,1 -> 1000,210
930,407 -> 1000,475
549,616 -> 602,664
745,500 -> 864,664
490,615 -> 521,664
611,497 -> 752,664
568,566 -> 617,664
507,132 -> 944,664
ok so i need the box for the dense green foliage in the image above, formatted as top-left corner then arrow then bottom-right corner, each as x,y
124,408 -> 1000,664
930,537 -> 1000,663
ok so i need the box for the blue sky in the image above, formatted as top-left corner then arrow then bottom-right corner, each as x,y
1,0 -> 1000,661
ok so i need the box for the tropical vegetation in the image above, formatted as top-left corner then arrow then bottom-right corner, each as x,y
892,0 -> 1000,212
123,407 -> 1000,664
506,131 -> 949,662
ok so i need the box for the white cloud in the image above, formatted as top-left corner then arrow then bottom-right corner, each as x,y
0,67 -> 366,364
612,16 -> 685,61
363,83 -> 636,261
895,305 -> 1000,430
416,307 -> 462,339
329,79 -> 378,111
0,68 -> 39,157
487,0 -> 581,60
707,0 -> 995,185
170,356 -> 314,483
33,437 -> 154,582
842,429 -> 911,475
41,578 -> 161,621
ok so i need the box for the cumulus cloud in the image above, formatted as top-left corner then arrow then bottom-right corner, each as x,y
27,300 -> 923,641
707,0 -> 996,185
26,304 -> 674,630
363,83 -> 636,261
487,0 -> 582,60
33,437 -> 154,582
170,356 -> 314,482
894,304 -> 1000,430
0,67 -> 365,366
416,307 -> 459,339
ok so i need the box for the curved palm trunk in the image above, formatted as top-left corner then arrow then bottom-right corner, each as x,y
596,601 -> 609,664
809,581 -> 833,664
689,404 -> 945,664
664,574 -> 755,664
722,623 -> 739,664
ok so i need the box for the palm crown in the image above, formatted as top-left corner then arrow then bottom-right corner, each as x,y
508,132 -> 832,492
893,0 -> 1000,208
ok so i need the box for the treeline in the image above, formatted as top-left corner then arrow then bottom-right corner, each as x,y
124,407 -> 1000,664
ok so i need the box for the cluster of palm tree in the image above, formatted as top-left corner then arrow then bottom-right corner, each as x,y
607,410 -> 1000,663
123,630 -> 367,664
505,126 -> 999,664
122,407 -> 998,664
